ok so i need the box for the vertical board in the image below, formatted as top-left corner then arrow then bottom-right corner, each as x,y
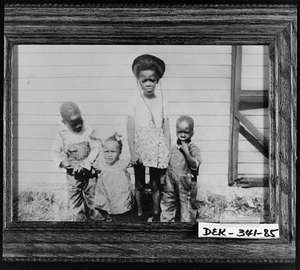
228,46 -> 241,185
238,46 -> 269,179
269,22 -> 295,242
3,36 -> 14,226
278,26 -> 292,242
268,42 -> 277,223
290,19 -> 297,247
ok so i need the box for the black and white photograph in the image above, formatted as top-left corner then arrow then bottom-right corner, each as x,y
12,45 -> 270,223
3,2 -> 296,267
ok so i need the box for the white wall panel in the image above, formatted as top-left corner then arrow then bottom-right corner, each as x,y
13,45 -> 268,194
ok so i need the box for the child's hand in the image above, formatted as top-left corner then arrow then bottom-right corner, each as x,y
93,167 -> 102,174
180,141 -> 190,155
188,142 -> 198,153
60,161 -> 72,169
71,164 -> 84,173
130,153 -> 140,165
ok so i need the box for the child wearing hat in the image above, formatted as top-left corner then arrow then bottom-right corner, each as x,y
160,115 -> 202,222
127,54 -> 171,222
51,101 -> 103,221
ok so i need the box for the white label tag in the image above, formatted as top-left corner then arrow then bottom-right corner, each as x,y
198,222 -> 279,239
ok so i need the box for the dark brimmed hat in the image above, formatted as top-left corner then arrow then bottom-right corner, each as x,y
132,54 -> 165,80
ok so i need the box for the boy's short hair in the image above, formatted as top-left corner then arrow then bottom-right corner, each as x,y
60,101 -> 81,122
176,115 -> 194,130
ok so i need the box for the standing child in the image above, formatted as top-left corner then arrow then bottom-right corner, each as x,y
94,133 -> 134,222
160,115 -> 202,222
127,54 -> 171,222
51,101 -> 103,221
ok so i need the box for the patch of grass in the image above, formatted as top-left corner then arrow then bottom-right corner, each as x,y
197,191 -> 270,223
14,190 -> 270,223
14,191 -> 73,221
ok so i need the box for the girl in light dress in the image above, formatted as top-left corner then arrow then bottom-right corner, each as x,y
127,54 -> 171,222
94,133 -> 134,222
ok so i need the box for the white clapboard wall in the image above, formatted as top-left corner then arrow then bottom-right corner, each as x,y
239,46 -> 269,178
13,45 -> 268,194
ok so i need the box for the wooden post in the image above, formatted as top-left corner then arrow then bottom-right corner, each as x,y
269,21 -> 296,244
3,36 -> 14,227
290,18 -> 297,247
268,41 -> 277,225
228,45 -> 242,185
234,108 -> 269,150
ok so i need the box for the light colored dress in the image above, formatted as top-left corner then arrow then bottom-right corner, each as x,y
94,158 -> 134,215
127,95 -> 170,169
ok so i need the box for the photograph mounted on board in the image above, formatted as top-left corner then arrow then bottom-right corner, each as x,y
13,45 -> 270,223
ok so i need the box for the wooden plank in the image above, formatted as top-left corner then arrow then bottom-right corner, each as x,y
15,52 -> 232,67
15,114 -> 128,126
3,36 -> 14,228
242,46 -> 268,54
14,89 -> 231,103
238,164 -> 269,175
228,45 -> 242,185
14,138 -> 231,152
14,102 -> 128,115
290,18 -> 297,247
5,6 -> 296,46
15,44 -> 232,54
243,54 -> 269,66
239,102 -> 268,111
240,90 -> 268,97
239,96 -> 268,110
234,177 -> 269,188
239,108 -> 269,116
273,31 -> 282,233
14,149 -> 236,164
277,26 -> 293,242
239,90 -> 269,109
235,108 -> 269,150
241,78 -> 269,91
15,114 -> 230,127
14,173 -> 230,189
15,65 -> 231,79
268,39 -> 277,225
238,151 -> 269,163
239,126 -> 268,158
14,125 -> 231,142
14,101 -> 230,116
16,77 -> 232,91
2,233 -> 295,263
242,66 -> 269,79
14,160 -> 230,176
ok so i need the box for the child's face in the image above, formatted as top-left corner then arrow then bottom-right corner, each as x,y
137,70 -> 158,98
103,140 -> 121,165
176,120 -> 194,143
64,114 -> 84,133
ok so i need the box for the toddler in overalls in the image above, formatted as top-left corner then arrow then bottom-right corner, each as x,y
51,101 -> 103,221
160,115 -> 202,222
